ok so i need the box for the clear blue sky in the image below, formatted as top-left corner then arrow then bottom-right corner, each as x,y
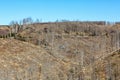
0,0 -> 120,25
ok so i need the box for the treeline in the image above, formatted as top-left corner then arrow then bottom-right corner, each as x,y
1,18 -> 120,47
0,17 -> 120,39
0,18 -> 34,38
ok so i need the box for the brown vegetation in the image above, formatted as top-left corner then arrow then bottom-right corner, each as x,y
0,19 -> 120,80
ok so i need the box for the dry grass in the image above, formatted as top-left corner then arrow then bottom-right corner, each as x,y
0,22 -> 120,80
0,38 -> 72,80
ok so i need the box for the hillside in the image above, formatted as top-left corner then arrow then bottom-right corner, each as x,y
91,49 -> 120,80
0,21 -> 120,80
15,22 -> 120,63
0,38 -> 74,80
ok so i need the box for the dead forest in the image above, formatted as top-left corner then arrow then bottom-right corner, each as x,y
0,18 -> 120,80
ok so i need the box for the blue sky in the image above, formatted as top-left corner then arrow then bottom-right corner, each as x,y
0,0 -> 120,25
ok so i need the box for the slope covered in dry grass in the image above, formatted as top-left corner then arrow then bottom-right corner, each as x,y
0,21 -> 120,80
0,38 -> 73,80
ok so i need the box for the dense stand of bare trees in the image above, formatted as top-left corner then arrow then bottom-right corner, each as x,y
44,22 -> 120,80
38,21 -> 120,80
0,19 -> 120,80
